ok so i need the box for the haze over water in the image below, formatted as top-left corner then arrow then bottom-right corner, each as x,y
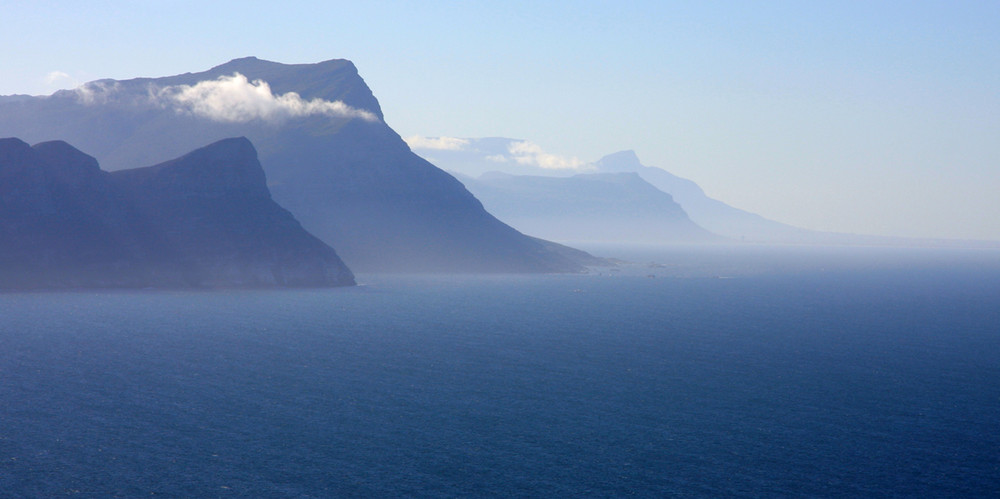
2,246 -> 998,496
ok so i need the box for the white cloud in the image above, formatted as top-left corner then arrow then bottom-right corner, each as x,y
404,135 -> 469,151
154,73 -> 378,123
45,71 -> 72,85
485,154 -> 508,163
74,81 -> 121,105
71,72 -> 377,124
506,140 -> 586,170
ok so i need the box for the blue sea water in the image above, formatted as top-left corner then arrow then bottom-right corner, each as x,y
1,246 -> 999,497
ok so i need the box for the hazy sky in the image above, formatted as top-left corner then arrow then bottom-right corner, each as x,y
2,1 -> 998,240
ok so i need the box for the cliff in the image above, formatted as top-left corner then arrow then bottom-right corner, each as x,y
0,58 -> 595,273
0,137 -> 355,289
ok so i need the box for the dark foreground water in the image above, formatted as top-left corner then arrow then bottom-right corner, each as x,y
1,246 -> 999,497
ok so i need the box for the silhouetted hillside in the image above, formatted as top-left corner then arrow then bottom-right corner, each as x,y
0,137 -> 354,289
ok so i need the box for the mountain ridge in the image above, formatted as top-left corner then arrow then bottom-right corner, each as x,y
1,136 -> 355,289
455,170 -> 720,245
0,58 -> 599,273
411,136 -> 987,247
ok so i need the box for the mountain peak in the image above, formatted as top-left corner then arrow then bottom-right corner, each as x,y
209,56 -> 294,75
0,137 -> 42,179
595,150 -> 642,172
1,136 -> 355,289
214,56 -> 356,70
199,57 -> 382,121
32,140 -> 104,188
114,137 -> 269,201
184,136 -> 257,161
0,137 -> 34,159
33,140 -> 101,171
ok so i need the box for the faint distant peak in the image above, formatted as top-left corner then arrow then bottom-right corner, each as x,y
595,150 -> 642,172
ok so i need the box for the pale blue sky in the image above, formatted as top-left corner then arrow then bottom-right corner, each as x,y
2,1 -> 998,240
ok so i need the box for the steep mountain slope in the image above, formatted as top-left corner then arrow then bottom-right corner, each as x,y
1,137 -> 152,288
458,171 -> 720,245
593,151 -> 814,242
408,137 -> 827,244
0,58 -> 592,273
0,137 -> 354,289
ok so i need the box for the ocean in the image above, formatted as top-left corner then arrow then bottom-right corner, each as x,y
1,246 -> 999,497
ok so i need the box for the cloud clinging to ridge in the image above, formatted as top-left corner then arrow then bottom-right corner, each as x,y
155,73 -> 378,123
404,135 -> 470,151
74,81 -> 121,105
403,136 -> 589,171
73,73 -> 378,124
507,140 -> 585,170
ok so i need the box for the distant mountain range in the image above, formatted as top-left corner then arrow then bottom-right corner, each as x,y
0,137 -> 354,289
413,137 -> 811,244
591,150 -> 817,243
455,171 -> 720,245
412,137 -> 996,248
0,58 -> 595,273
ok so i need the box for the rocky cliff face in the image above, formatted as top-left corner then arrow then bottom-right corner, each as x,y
0,137 -> 139,288
0,137 -> 354,289
0,58 -> 593,273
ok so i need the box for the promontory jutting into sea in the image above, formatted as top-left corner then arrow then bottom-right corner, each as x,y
0,58 -> 606,289
1,57 -> 998,497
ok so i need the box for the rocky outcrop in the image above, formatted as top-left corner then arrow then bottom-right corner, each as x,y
0,137 -> 354,290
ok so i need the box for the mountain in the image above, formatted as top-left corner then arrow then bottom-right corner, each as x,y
591,151 -> 976,246
409,137 -> 888,245
592,150 -> 817,243
0,137 -> 355,289
0,58 -> 593,273
457,171 -> 720,245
